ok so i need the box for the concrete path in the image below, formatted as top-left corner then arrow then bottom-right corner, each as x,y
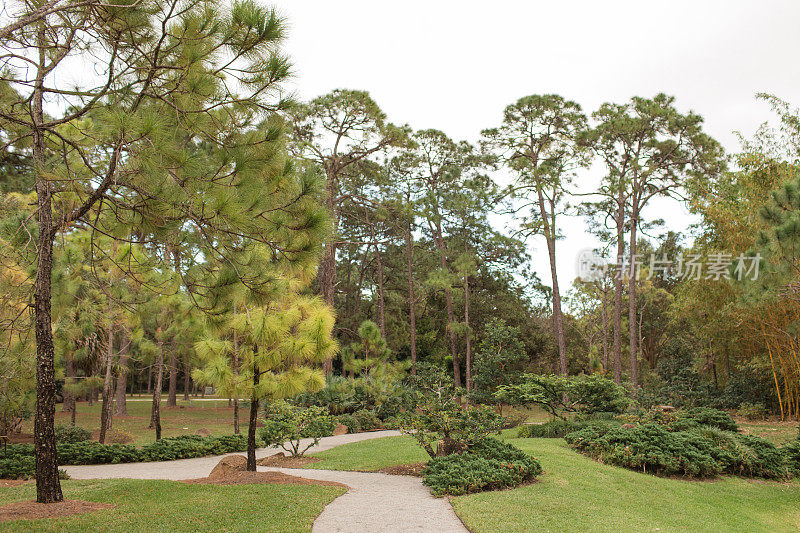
262,466 -> 468,533
63,430 -> 401,480
63,429 -> 468,533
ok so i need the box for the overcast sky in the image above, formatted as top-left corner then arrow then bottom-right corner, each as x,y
270,0 -> 800,299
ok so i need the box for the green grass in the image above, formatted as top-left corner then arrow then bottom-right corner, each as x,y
0,479 -> 344,532
305,436 -> 429,471
453,438 -> 800,533
22,397 -> 248,445
297,433 -> 800,532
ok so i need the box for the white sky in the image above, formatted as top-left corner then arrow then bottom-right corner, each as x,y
270,0 -> 800,297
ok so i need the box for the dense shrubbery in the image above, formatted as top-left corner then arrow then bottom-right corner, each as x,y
564,423 -> 788,479
260,403 -> 337,456
518,417 -> 619,438
423,437 -> 542,496
618,407 -> 739,432
783,440 -> 800,477
738,402 -> 769,421
293,375 -> 414,419
54,424 -> 91,444
338,409 -> 382,433
497,373 -> 630,419
0,435 -> 248,476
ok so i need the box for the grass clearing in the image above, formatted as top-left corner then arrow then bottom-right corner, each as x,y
305,435 -> 429,471
738,418 -> 798,446
294,432 -> 800,532
0,479 -> 344,532
453,438 -> 800,533
21,398 -> 245,445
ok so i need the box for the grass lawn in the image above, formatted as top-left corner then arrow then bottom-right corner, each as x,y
305,436 -> 429,471
298,433 -> 800,532
21,397 -> 246,445
453,438 -> 800,533
0,479 -> 344,532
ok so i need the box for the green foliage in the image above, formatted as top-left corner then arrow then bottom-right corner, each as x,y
738,402 -> 769,421
54,425 -> 92,444
0,436 -> 249,471
293,375 -> 415,419
469,318 -> 528,405
565,423 -> 787,479
0,454 -> 35,479
400,367 -> 504,458
423,437 -> 542,496
517,417 -> 619,439
338,409 -> 381,433
782,440 -> 800,477
497,373 -> 630,419
260,402 -> 336,456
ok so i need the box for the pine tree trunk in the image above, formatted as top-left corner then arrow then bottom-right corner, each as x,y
114,336 -> 129,416
32,33 -> 63,501
367,215 -> 386,337
247,370 -> 259,471
62,357 -> 75,414
320,171 -> 338,376
405,221 -> 417,375
538,191 -> 568,377
183,357 -> 191,402
464,270 -> 472,391
150,340 -> 164,440
233,331 -> 240,434
627,204 -> 639,387
601,282 -> 610,372
612,189 -> 625,384
167,351 -> 178,407
432,222 -> 461,388
99,316 -> 115,444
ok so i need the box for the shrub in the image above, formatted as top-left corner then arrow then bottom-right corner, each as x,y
0,455 -> 34,479
518,418 -> 619,438
399,403 -> 504,459
337,413 -> 361,434
260,402 -> 337,456
140,434 -> 247,461
58,441 -> 142,465
352,409 -> 381,431
565,423 -> 786,479
738,402 -> 768,421
423,437 -> 542,496
782,440 -> 800,477
676,408 -> 739,432
54,425 -> 91,444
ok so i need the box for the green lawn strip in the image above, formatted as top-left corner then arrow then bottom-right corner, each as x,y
23,399 -> 247,445
0,479 -> 344,533
738,420 -> 798,446
452,438 -> 800,533
304,436 -> 429,471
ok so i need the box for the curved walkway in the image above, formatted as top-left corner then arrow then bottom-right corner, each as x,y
63,430 -> 401,480
63,430 -> 468,532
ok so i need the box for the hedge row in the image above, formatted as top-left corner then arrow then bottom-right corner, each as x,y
0,434 -> 248,479
565,423 -> 792,479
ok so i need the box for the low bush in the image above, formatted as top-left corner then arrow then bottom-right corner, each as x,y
0,454 -> 34,479
423,437 -> 542,496
518,417 -> 619,438
260,403 -> 337,456
565,423 -> 786,479
738,402 -> 769,421
782,440 -> 800,477
677,408 -> 739,432
352,409 -> 381,431
54,425 -> 91,444
0,435 -> 249,475
337,413 -> 361,433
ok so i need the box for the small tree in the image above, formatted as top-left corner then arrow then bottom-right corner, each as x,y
260,402 -> 336,456
469,318 -> 528,412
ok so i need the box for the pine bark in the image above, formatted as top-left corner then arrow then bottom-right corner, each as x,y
99,316 -> 115,444
150,339 -> 164,440
627,203 -> 640,387
114,335 -> 129,416
32,25 -> 63,501
405,221 -> 417,374
246,369 -> 259,471
432,221 -> 461,387
612,189 -> 625,384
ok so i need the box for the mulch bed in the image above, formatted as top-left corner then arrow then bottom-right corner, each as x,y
256,454 -> 321,468
182,471 -> 346,488
0,500 -> 114,523
379,462 -> 426,477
